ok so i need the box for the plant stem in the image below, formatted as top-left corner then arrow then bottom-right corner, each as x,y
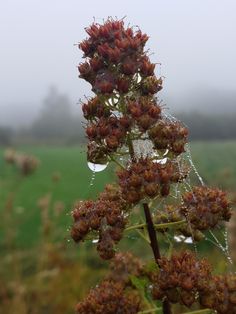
127,133 -> 135,161
126,132 -> 172,314
183,309 -> 213,314
109,155 -> 125,170
143,203 -> 161,264
138,307 -> 162,314
143,203 -> 172,314
125,220 -> 185,232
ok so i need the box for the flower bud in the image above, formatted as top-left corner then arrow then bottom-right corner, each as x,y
117,77 -> 130,93
122,57 -> 137,75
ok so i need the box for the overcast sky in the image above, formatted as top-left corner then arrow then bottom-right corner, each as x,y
1,0 -> 236,126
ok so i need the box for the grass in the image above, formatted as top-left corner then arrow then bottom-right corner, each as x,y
189,141 -> 236,190
0,146 -> 115,247
1,141 -> 236,249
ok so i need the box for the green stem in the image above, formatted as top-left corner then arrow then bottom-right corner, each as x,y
154,220 -> 186,229
109,155 -> 125,170
183,309 -> 213,314
138,307 -> 162,314
125,220 -> 186,232
136,229 -> 150,244
125,223 -> 146,232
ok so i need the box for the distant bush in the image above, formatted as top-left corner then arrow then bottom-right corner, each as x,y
0,126 -> 13,146
177,112 -> 236,140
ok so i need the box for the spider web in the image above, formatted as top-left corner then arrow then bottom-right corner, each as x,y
84,112 -> 235,270
162,111 -> 234,270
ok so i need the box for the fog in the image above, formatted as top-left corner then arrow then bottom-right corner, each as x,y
1,0 -> 236,128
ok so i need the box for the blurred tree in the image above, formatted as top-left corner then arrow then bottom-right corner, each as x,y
31,86 -> 84,143
177,112 -> 236,140
0,126 -> 13,146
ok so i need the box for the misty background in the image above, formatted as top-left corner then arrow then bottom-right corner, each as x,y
1,0 -> 236,145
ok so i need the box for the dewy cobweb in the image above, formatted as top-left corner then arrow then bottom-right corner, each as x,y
165,111 -> 234,268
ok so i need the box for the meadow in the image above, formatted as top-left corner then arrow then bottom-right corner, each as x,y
1,141 -> 236,313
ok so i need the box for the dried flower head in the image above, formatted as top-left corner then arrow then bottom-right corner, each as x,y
149,119 -> 188,155
181,186 -> 232,231
86,115 -> 131,155
71,187 -> 128,259
199,274 -> 236,314
77,18 -> 156,97
108,252 -> 144,284
4,149 -> 39,176
117,157 -> 180,204
75,279 -> 142,314
76,252 -> 145,313
149,251 -> 212,307
127,97 -> 161,131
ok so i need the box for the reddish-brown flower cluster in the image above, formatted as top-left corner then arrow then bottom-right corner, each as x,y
78,18 -> 160,96
181,186 -> 231,231
75,279 -> 142,314
127,97 -> 161,131
149,251 -> 212,307
82,96 -> 111,120
117,157 -> 180,204
86,115 -> 131,156
4,149 -> 39,176
76,252 -> 144,314
71,185 -> 128,259
141,76 -> 163,95
149,119 -> 188,155
87,141 -> 108,165
199,274 -> 236,314
108,252 -> 144,284
154,205 -> 204,241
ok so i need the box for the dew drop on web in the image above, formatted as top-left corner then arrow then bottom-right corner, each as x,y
92,239 -> 99,244
174,235 -> 193,244
154,157 -> 168,164
87,162 -> 109,172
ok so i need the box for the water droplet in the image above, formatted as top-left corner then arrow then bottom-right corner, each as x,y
174,235 -> 193,243
184,237 -> 193,244
154,157 -> 167,164
136,73 -> 142,83
163,149 -> 169,156
87,162 -> 109,172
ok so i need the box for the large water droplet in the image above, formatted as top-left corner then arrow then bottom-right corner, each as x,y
87,162 -> 109,172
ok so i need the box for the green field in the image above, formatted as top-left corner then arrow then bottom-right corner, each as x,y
1,141 -> 236,248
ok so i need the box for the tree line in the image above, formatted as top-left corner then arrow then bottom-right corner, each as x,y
1,88 -> 236,146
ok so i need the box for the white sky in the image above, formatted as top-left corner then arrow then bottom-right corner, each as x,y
0,0 -> 236,125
